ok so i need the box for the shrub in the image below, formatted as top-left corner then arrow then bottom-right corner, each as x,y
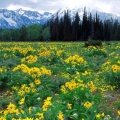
87,49 -> 107,57
84,38 -> 102,47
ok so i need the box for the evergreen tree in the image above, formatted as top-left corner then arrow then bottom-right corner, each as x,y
72,12 -> 80,41
50,13 -> 59,41
63,10 -> 71,41
88,13 -> 94,39
54,13 -> 59,41
113,20 -> 119,40
11,29 -> 21,41
104,20 -> 110,41
0,29 -> 12,41
20,25 -> 27,41
58,18 -> 64,41
42,27 -> 51,41
1,7 -> 120,42
82,7 -> 88,41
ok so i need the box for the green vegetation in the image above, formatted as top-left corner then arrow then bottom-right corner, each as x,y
0,42 -> 120,120
0,25 -> 50,41
1,8 -> 120,42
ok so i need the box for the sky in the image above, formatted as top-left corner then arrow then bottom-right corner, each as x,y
0,0 -> 119,14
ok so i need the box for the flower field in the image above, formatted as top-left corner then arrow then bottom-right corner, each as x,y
0,42 -> 120,120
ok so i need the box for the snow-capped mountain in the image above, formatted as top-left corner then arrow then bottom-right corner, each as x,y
0,8 -> 52,29
0,8 -> 120,29
52,8 -> 120,21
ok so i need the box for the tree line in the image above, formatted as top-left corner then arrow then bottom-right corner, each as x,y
0,25 -> 50,41
49,8 -> 120,41
0,8 -> 120,41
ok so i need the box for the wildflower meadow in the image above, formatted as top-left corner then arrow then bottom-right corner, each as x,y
0,42 -> 120,120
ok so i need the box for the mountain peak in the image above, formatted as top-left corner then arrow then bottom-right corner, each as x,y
16,8 -> 25,14
0,8 -> 52,28
43,12 -> 52,15
0,8 -> 120,29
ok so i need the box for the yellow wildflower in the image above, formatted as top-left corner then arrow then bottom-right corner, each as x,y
113,68 -> 118,73
25,87 -> 30,93
19,97 -> 25,105
37,113 -> 44,119
84,101 -> 92,109
7,102 -> 16,110
18,90 -> 25,96
42,97 -> 52,111
34,79 -> 41,85
67,103 -> 72,109
32,88 -> 37,93
42,105 -> 47,111
96,114 -> 101,119
0,68 -> 2,72
118,110 -> 120,116
28,107 -> 32,114
7,102 -> 17,114
0,116 -> 6,120
29,82 -> 35,87
47,97 -> 52,101
57,111 -> 64,120
101,113 -> 104,117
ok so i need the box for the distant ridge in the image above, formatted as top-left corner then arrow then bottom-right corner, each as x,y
0,8 -> 120,29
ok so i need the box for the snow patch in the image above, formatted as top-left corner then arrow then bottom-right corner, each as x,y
0,13 -> 17,26
17,8 -> 25,15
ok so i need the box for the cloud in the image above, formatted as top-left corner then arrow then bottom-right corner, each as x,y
28,0 -> 39,3
7,4 -> 35,11
0,0 -> 120,14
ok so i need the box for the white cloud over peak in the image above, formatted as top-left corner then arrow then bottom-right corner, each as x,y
0,0 -> 120,14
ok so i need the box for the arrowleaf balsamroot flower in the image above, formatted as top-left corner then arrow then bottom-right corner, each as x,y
84,101 -> 92,109
67,103 -> 72,109
19,97 -> 25,105
57,111 -> 64,120
118,110 -> 120,116
34,79 -> 41,85
37,112 -> 44,119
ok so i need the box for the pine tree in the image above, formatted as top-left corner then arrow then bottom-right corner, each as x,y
72,12 -> 80,41
63,10 -> 71,41
82,7 -> 88,41
59,18 -> 64,41
20,25 -> 27,41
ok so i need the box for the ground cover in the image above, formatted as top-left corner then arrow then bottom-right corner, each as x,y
0,42 -> 120,120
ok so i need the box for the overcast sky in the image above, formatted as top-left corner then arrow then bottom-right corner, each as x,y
0,0 -> 119,14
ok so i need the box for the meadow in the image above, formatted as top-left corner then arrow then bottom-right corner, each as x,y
0,42 -> 120,120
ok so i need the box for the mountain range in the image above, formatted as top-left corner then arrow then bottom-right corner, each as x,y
0,8 -> 120,29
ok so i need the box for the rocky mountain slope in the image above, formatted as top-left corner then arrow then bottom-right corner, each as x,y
0,8 -> 120,29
